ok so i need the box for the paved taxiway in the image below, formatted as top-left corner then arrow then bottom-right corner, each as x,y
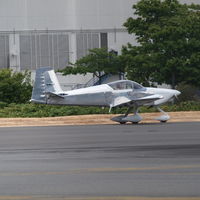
0,122 -> 200,199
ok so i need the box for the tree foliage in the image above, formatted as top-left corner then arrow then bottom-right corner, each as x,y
123,0 -> 200,88
60,48 -> 126,83
0,69 -> 32,104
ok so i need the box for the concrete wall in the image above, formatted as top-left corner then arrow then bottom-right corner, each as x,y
74,0 -> 134,30
1,0 -> 199,87
0,0 -> 198,31
180,0 -> 200,4
0,0 -> 135,31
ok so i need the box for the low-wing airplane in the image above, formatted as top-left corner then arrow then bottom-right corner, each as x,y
31,67 -> 181,124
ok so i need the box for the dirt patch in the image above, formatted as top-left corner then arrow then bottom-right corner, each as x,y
0,111 -> 200,127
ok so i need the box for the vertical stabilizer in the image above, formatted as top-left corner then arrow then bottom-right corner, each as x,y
31,67 -> 63,104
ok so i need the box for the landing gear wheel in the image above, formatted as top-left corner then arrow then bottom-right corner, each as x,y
155,107 -> 170,123
111,106 -> 142,124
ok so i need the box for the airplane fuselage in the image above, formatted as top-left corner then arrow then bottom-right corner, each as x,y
47,84 -> 112,106
46,84 -> 180,107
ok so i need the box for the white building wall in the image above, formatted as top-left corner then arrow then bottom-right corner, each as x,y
180,0 -> 199,3
0,0 -> 135,31
74,0 -> 134,30
0,0 -> 75,30
0,0 -> 27,31
9,34 -> 20,71
0,0 -> 199,87
0,0 -> 198,31
108,31 -> 137,54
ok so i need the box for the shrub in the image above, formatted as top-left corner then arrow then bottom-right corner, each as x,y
0,69 -> 32,104
176,83 -> 200,102
0,101 -> 200,118
0,102 -> 8,109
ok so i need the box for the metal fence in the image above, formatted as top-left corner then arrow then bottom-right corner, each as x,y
0,35 -> 9,69
19,33 -> 70,70
0,30 -> 108,71
76,32 -> 100,59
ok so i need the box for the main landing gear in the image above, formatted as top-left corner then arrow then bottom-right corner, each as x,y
111,106 -> 142,124
111,106 -> 170,124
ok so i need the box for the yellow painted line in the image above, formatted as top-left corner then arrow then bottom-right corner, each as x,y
0,196 -> 200,200
0,165 -> 200,177
0,197 -> 33,200
72,164 -> 200,173
57,198 -> 200,200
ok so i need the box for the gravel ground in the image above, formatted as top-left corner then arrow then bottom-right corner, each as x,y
0,111 -> 200,127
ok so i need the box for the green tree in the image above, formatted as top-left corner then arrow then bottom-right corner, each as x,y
0,69 -> 32,104
123,0 -> 200,88
60,48 -> 126,84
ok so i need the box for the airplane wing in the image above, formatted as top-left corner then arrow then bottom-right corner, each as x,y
133,94 -> 163,104
109,94 -> 163,111
111,96 -> 132,107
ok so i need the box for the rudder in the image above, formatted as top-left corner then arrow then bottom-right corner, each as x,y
31,67 -> 63,104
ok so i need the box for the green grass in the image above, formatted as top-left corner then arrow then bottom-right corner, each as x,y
0,101 -> 199,118
0,103 -> 108,118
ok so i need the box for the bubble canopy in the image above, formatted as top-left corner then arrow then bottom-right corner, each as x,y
107,80 -> 143,90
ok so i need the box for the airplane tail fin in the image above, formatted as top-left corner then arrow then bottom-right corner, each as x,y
31,67 -> 63,104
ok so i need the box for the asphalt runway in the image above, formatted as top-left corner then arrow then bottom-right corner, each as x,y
0,122 -> 200,199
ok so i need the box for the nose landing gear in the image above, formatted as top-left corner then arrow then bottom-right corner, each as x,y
155,107 -> 170,123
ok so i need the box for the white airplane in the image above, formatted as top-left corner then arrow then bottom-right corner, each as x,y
31,67 -> 181,124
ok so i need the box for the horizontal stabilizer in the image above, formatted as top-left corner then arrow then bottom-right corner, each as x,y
30,99 -> 47,104
45,91 -> 65,99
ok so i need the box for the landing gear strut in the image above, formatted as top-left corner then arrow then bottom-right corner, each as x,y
155,107 -> 170,123
111,105 -> 142,124
111,106 -> 170,124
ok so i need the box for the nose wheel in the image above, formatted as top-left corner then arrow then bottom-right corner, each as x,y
155,107 -> 170,123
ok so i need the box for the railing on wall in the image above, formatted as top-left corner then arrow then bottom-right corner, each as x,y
72,73 -> 112,90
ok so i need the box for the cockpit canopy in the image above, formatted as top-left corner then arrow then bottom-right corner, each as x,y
107,80 -> 143,90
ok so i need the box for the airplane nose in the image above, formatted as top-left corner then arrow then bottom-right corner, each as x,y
172,90 -> 181,100
175,90 -> 181,96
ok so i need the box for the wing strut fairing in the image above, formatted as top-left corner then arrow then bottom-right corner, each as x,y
109,94 -> 163,112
